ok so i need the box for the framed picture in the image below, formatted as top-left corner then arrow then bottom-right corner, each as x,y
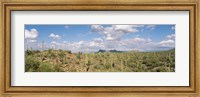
0,0 -> 199,97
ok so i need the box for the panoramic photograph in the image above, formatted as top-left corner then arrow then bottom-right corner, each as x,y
25,24 -> 175,72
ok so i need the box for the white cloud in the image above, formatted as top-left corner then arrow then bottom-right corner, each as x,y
25,29 -> 39,39
158,34 -> 175,48
48,39 -> 104,52
25,29 -> 39,49
28,39 -> 37,43
171,26 -> 175,30
88,41 -> 103,49
121,38 -> 148,44
93,38 -> 103,43
146,25 -> 156,30
51,41 -> 59,44
159,39 -> 175,47
119,37 -> 152,50
49,33 -> 61,39
91,25 -> 143,41
91,25 -> 104,32
63,41 -> 68,44
113,25 -> 139,32
27,25 -> 175,52
50,40 -> 86,51
103,41 -> 119,49
32,36 -> 172,52
64,25 -> 69,28
167,34 -> 175,40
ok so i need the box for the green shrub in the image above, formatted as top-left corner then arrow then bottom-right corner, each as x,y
25,56 -> 40,72
53,64 -> 63,72
25,50 -> 34,55
105,63 -> 111,69
94,64 -> 104,70
76,53 -> 81,59
86,60 -> 92,66
38,63 -> 53,72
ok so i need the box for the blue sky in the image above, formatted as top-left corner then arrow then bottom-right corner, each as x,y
25,24 -> 175,52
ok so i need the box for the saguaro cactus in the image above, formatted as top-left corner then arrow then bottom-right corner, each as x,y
168,52 -> 172,72
84,48 -> 88,67
41,40 -> 45,61
26,44 -> 29,51
42,40 -> 45,51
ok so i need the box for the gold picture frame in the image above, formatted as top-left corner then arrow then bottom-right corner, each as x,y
0,0 -> 199,97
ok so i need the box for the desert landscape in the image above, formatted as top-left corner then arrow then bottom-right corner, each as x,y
25,48 -> 175,72
25,24 -> 175,72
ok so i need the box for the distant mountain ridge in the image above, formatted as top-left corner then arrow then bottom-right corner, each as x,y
98,49 -> 123,53
97,49 -> 139,53
97,48 -> 175,53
